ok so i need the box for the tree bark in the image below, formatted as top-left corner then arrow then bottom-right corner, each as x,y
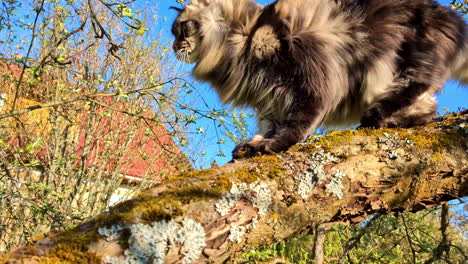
2,112 -> 467,264
313,225 -> 326,264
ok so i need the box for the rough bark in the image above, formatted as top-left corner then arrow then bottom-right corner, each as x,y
2,112 -> 467,264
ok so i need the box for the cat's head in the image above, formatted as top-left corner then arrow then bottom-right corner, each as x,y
170,0 -> 229,66
170,0 -> 216,64
170,7 -> 201,63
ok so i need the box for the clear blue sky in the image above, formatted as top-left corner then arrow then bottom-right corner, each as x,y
151,0 -> 468,168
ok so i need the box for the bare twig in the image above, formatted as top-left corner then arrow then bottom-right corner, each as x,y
402,214 -> 418,264
0,78 -> 182,120
11,0 -> 45,111
338,213 -> 382,264
97,0 -> 139,30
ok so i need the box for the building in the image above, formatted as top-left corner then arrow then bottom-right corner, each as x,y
0,61 -> 191,206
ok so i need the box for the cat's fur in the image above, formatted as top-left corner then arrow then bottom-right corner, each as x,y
171,0 -> 468,158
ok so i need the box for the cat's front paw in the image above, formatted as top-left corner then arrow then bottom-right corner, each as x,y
232,139 -> 277,159
255,139 -> 275,155
232,142 -> 258,159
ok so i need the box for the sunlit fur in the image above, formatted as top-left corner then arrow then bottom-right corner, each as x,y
171,0 -> 468,158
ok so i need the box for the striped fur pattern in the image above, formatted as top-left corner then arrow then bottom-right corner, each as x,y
171,0 -> 468,158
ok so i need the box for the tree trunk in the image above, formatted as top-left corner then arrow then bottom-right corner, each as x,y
2,112 -> 467,264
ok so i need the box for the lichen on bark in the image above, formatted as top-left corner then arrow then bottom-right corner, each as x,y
2,112 -> 467,264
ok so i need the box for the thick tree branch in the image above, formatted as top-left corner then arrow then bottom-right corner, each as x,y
1,112 -> 467,264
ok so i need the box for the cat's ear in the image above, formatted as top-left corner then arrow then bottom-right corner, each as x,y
169,6 -> 184,13
190,0 -> 214,6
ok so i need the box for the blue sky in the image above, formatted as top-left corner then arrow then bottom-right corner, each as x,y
151,0 -> 468,168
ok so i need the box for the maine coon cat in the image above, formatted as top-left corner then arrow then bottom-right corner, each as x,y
171,0 -> 468,158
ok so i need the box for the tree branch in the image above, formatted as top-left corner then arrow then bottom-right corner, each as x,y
2,112 -> 468,263
11,0 -> 45,111
424,204 -> 453,264
313,224 -> 327,264
402,214 -> 417,264
338,213 -> 381,264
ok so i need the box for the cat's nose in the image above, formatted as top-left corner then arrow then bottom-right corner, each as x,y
173,41 -> 181,51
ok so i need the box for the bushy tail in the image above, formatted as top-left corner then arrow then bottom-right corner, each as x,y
452,41 -> 468,85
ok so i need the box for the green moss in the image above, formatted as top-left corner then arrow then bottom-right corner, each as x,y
173,186 -> 224,200
243,155 -> 285,180
292,130 -> 359,153
432,153 -> 443,161
394,129 -> 464,152
39,244 -> 100,264
50,230 -> 100,254
138,196 -> 183,222
184,168 -> 219,179
0,232 -> 102,264
225,166 -> 260,183
292,123 -> 465,155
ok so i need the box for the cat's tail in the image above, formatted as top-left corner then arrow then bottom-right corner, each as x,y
452,41 -> 468,85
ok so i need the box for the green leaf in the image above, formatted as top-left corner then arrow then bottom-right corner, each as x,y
122,8 -> 133,18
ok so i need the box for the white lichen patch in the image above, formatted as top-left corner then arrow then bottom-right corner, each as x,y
215,181 -> 272,244
176,219 -> 207,264
454,116 -> 468,134
325,169 -> 345,199
98,225 -> 125,242
294,149 -> 344,200
215,183 -> 248,217
296,162 -> 325,200
100,218 -> 206,264
215,181 -> 272,217
377,132 -> 414,159
228,223 -> 246,243
249,181 -> 272,216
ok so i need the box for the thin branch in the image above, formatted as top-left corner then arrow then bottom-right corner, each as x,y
86,98 -> 179,155
87,0 -> 123,59
97,0 -> 139,30
0,78 -> 180,120
313,225 -> 326,264
38,18 -> 88,68
338,213 -> 382,264
402,214 -> 418,264
11,0 -> 45,111
424,204 -> 453,264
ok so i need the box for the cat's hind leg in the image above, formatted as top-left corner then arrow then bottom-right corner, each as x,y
359,79 -> 438,128
382,91 -> 438,128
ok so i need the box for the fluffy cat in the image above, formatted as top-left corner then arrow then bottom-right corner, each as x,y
171,0 -> 468,158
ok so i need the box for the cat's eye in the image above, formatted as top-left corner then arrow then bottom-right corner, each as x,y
171,23 -> 181,36
182,20 -> 199,37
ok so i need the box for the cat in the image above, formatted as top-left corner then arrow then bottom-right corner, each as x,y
171,0 -> 468,158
